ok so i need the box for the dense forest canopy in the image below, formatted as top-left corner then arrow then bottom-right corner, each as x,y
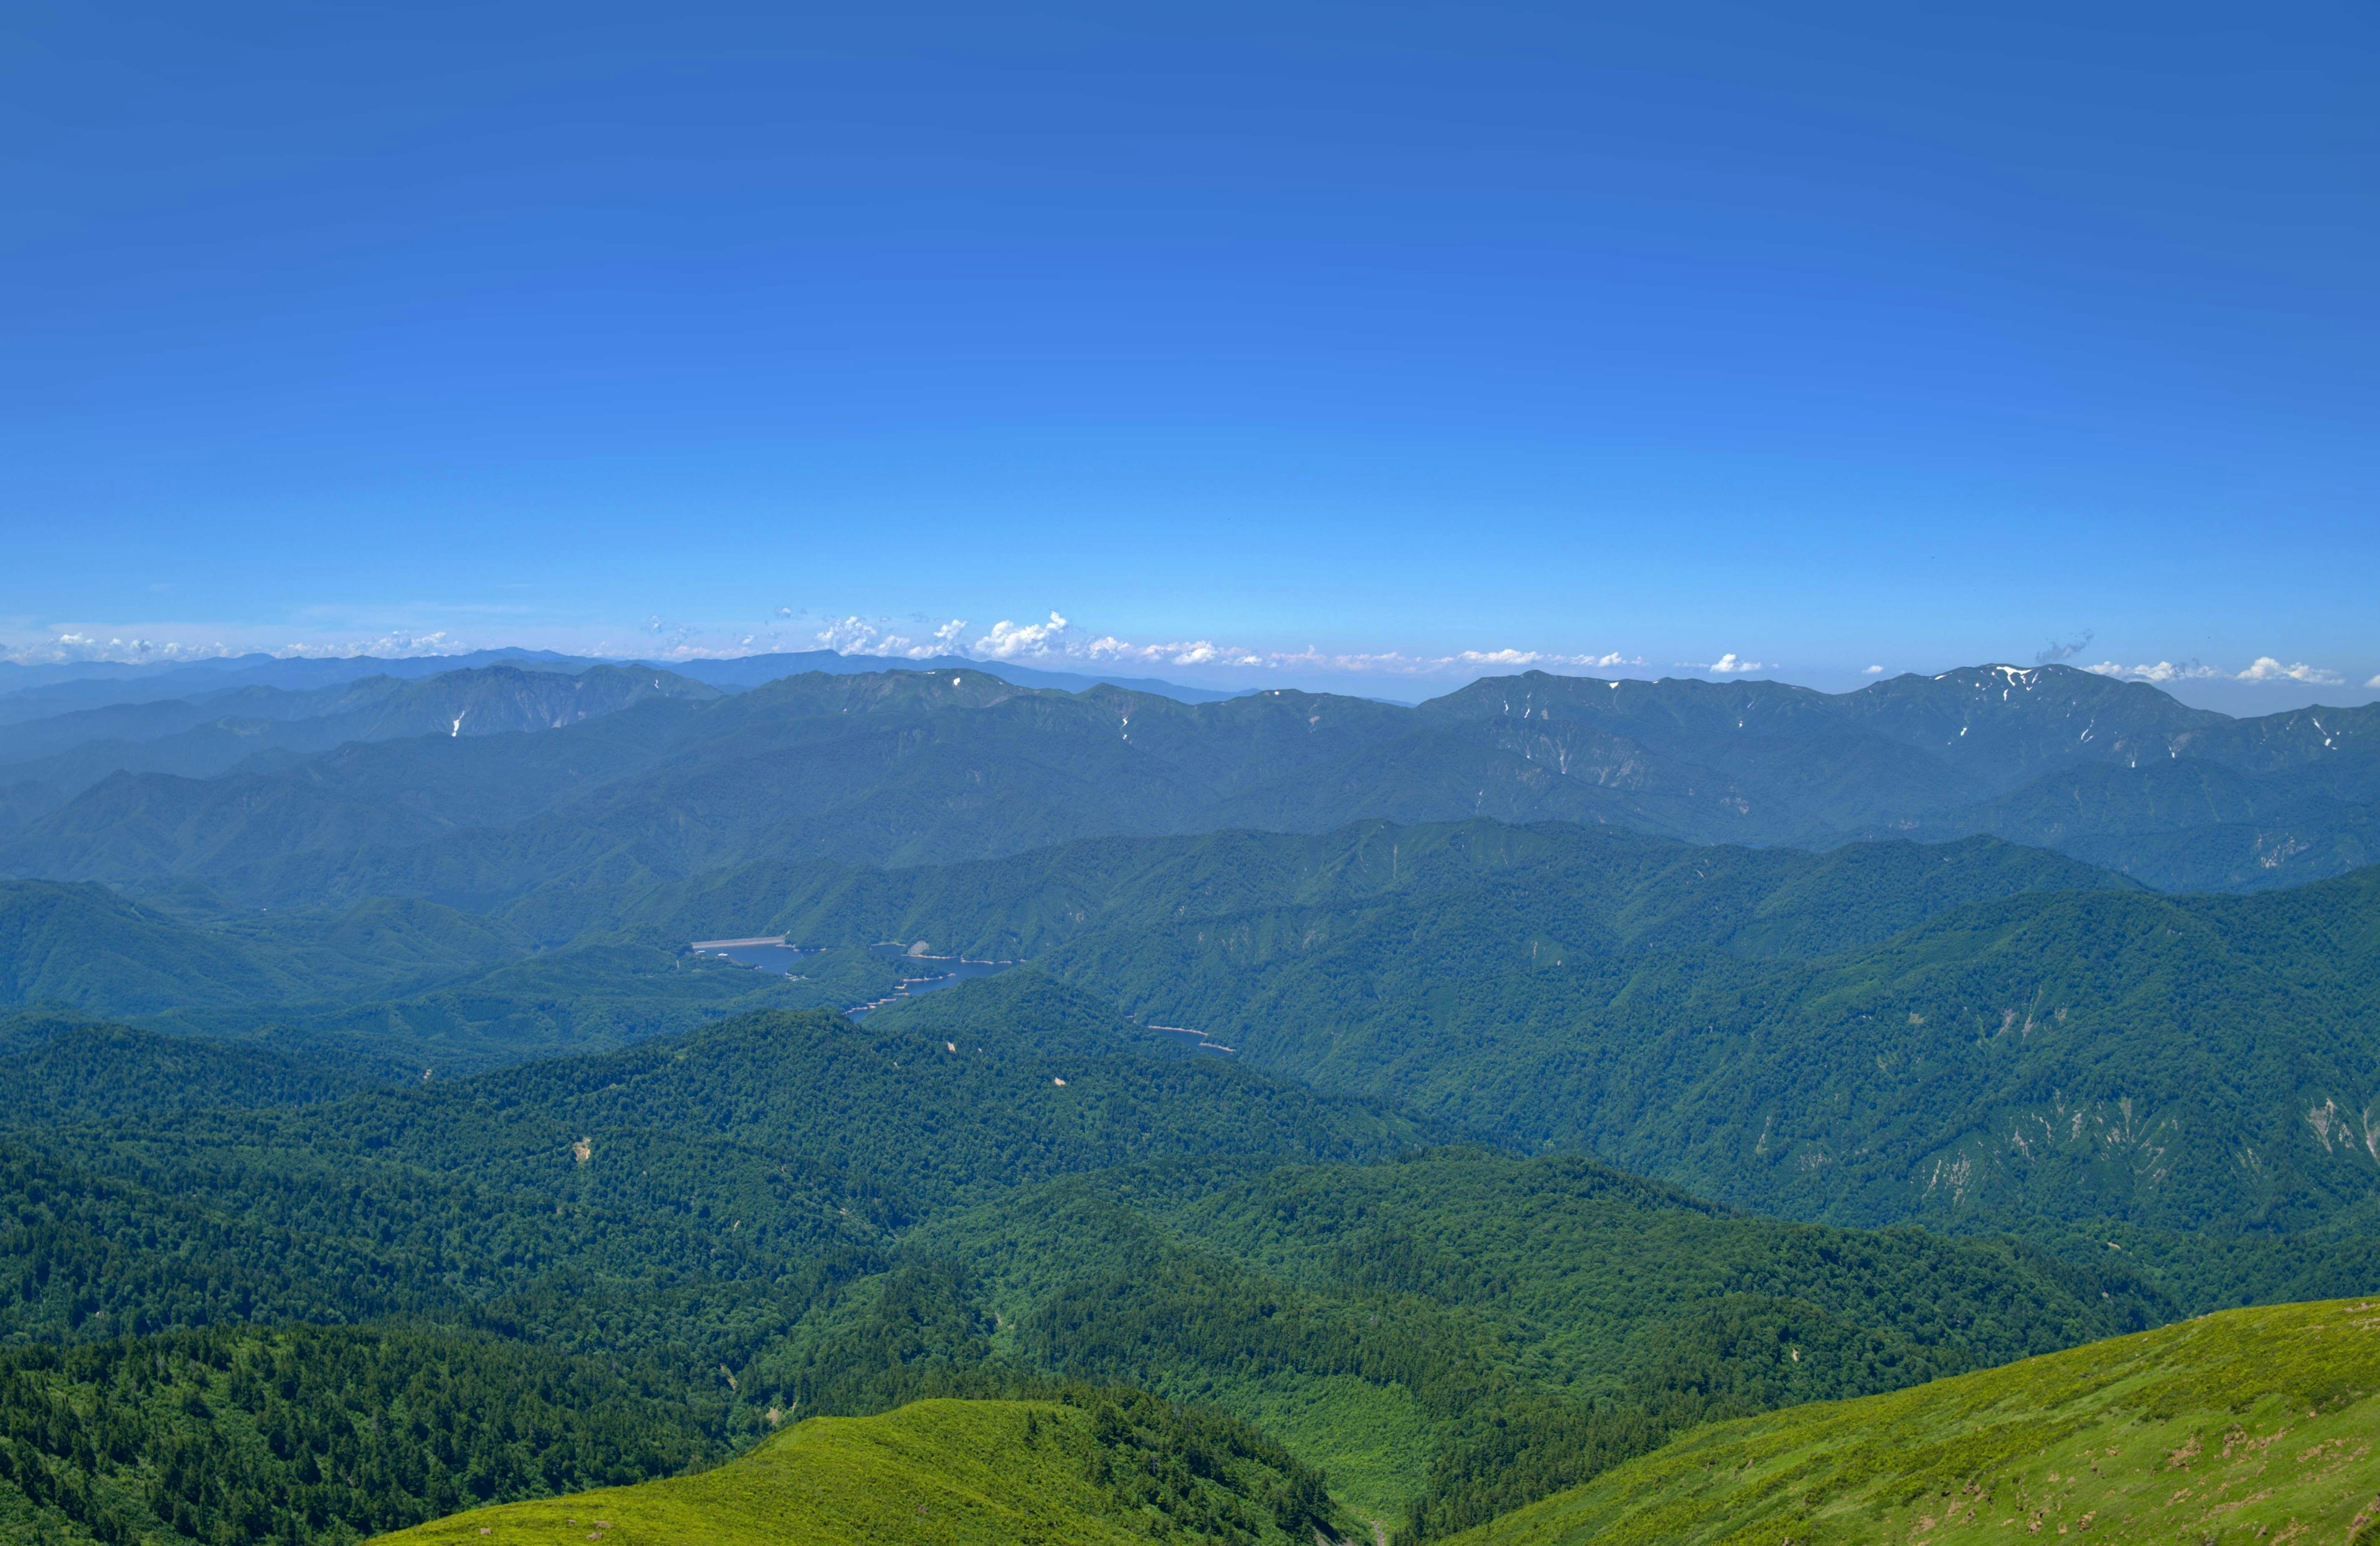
1,662 -> 2377,1544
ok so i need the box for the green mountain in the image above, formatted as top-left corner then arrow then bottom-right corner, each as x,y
375,1395 -> 1353,1546
599,817 -> 2131,963
0,877 -> 831,1069
889,1145 -> 2157,1529
1443,1296 -> 2380,1546
0,1324 -> 729,1546
0,981 -> 2183,1540
0,1020 -> 371,1125
0,880 -> 291,1015
1008,853 -> 2380,1241
15,799 -> 2380,1249
0,664 -> 720,800
4,664 -> 2375,905
0,991 -> 1428,1350
6,657 -> 2378,1546
3,814 -> 2129,1062
0,877 -> 532,1022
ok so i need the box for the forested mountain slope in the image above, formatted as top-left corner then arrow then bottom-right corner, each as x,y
0,1325 -> 729,1546
0,1019 -> 372,1123
0,649 -> 595,722
4,657 -> 2377,1544
1447,1298 -> 2380,1546
598,817 -> 2129,962
0,994 -> 1428,1346
1025,858 -> 2380,1236
2,664 -> 2374,900
14,793 -> 2380,1249
0,983 -> 2179,1542
0,664 -> 718,799
0,879 -> 529,1017
1,816 -> 2126,1035
888,1143 -> 2156,1527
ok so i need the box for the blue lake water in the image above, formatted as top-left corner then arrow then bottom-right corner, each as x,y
691,939 -> 1015,1012
848,947 -> 1011,1014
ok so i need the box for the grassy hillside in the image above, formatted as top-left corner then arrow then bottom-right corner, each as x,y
889,1148 -> 2160,1529
1445,1296 -> 2380,1546
376,1395 -> 1351,1546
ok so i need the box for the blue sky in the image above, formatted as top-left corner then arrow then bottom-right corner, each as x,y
2,1 -> 2374,708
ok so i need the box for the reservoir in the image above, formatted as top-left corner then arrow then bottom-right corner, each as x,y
689,937 -> 1014,1011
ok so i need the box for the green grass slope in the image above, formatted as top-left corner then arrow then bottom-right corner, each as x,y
377,1395 -> 1352,1546
1446,1296 -> 2380,1546
901,1148 -> 2159,1530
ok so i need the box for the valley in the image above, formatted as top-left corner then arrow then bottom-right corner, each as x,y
2,661 -> 2378,1544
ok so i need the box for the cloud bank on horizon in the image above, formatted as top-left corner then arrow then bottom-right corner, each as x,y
6,612 -> 2375,699
813,611 -> 1646,679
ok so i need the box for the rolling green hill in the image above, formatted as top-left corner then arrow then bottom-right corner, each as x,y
0,983 -> 2187,1540
0,879 -> 528,1021
0,991 -> 1429,1355
0,878 -> 832,1070
889,1146 -> 2159,1530
0,1020 -> 372,1124
376,1395 -> 1352,1546
1442,1296 -> 2380,1546
0,879 -> 291,1015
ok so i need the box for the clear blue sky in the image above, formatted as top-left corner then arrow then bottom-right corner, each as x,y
3,1 -> 2374,706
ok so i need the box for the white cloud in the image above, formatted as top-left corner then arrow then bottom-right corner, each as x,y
1863,665 -> 1885,674
972,612 -> 1073,659
0,627 -> 479,666
812,615 -> 970,659
1,607 -> 1657,685
2084,656 -> 2354,688
936,619 -> 1647,677
1678,654 -> 1770,675
2084,659 -> 2219,683
2235,657 -> 2344,685
2368,674 -> 2380,690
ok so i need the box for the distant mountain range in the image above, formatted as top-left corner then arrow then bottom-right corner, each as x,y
0,645 -> 1243,724
7,651 -> 2380,1546
2,659 -> 2372,897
